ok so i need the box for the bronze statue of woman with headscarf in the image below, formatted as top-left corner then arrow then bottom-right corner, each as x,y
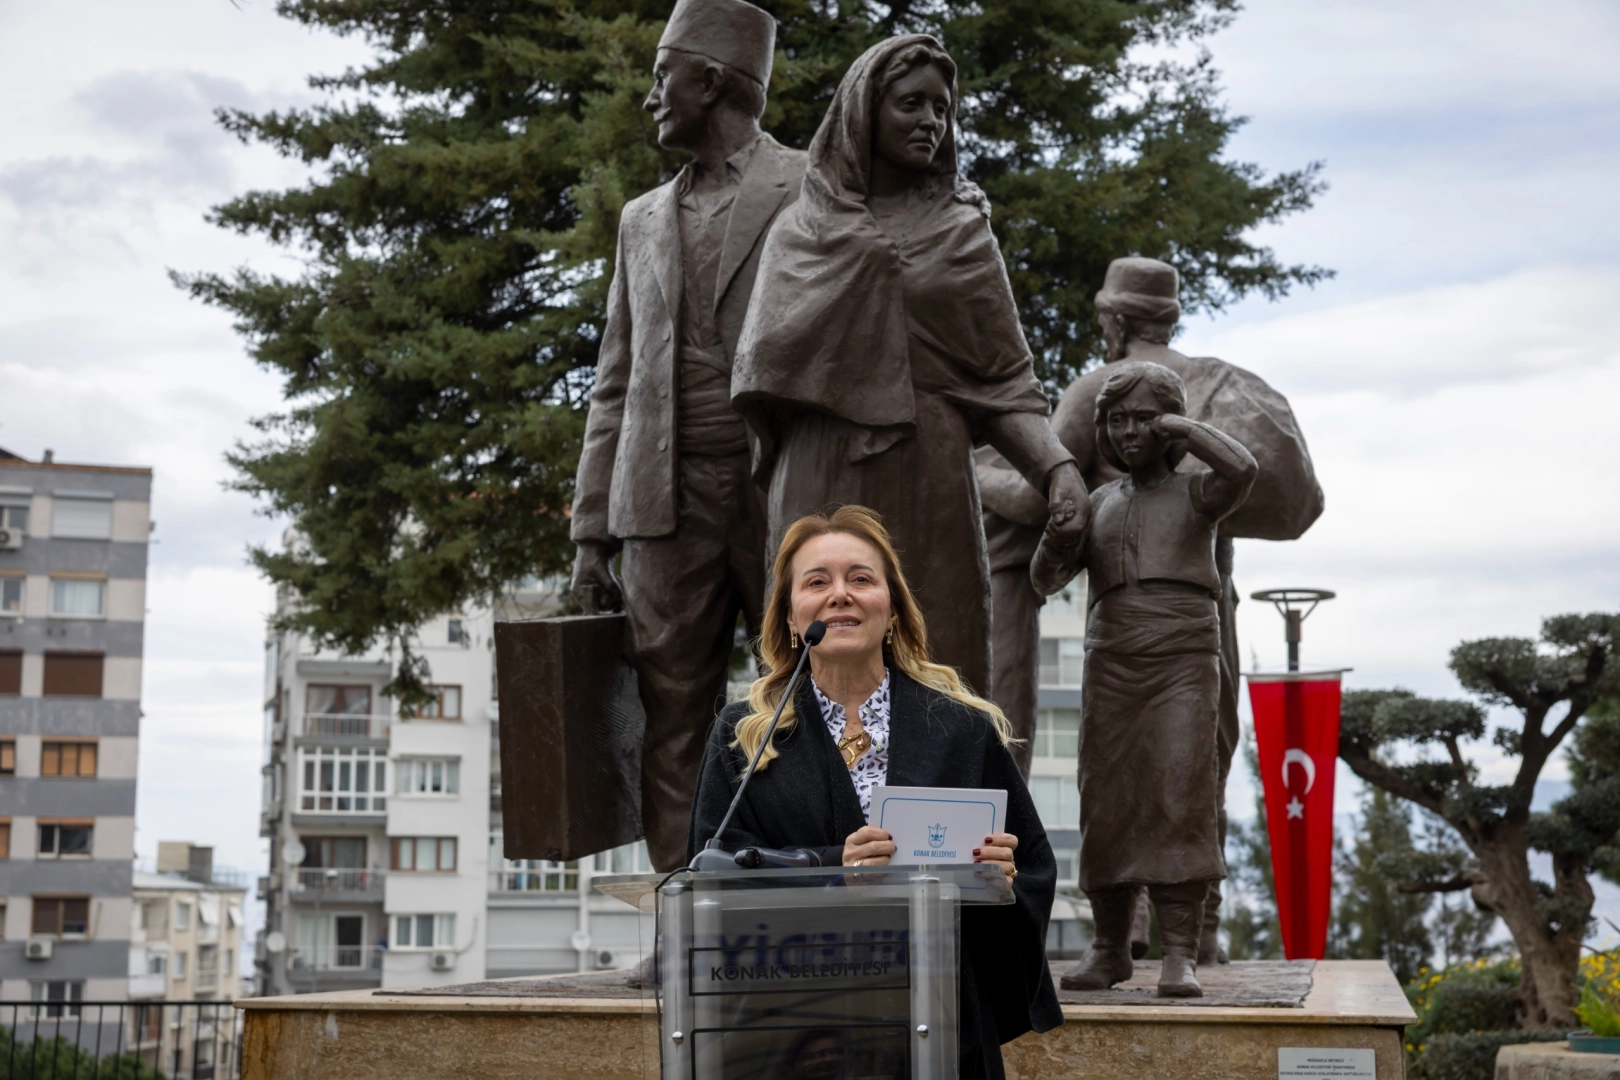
731,35 -> 1088,697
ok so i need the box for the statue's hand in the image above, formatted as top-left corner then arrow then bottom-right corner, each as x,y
1045,462 -> 1091,544
570,542 -> 624,614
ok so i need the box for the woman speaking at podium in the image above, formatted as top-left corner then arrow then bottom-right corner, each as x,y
688,505 -> 1062,1079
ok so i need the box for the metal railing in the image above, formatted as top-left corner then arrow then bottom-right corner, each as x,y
292,868 -> 385,893
301,713 -> 390,739
1,999 -> 242,1079
489,860 -> 579,893
287,945 -> 385,973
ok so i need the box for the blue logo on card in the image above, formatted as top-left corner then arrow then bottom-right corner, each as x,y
927,823 -> 947,849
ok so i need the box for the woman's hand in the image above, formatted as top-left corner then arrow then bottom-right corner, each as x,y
1045,462 -> 1091,545
974,832 -> 1019,882
843,825 -> 896,867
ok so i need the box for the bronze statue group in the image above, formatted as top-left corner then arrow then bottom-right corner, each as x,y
570,0 -> 1321,1069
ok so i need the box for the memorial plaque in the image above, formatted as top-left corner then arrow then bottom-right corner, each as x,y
494,614 -> 644,861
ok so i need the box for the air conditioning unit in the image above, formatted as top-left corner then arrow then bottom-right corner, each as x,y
592,949 -> 621,971
0,528 -> 21,550
25,938 -> 53,960
429,950 -> 456,972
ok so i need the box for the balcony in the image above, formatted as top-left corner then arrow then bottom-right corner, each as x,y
302,713 -> 390,740
288,945 -> 385,974
127,973 -> 166,998
291,868 -> 385,900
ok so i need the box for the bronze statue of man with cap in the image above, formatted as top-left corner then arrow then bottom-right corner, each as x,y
979,256 -> 1323,966
570,0 -> 808,873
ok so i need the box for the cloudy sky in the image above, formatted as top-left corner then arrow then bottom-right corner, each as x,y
1,1 -> 1617,934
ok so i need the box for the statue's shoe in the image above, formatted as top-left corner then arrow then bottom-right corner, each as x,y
1059,948 -> 1134,991
1157,955 -> 1203,998
1197,926 -> 1229,966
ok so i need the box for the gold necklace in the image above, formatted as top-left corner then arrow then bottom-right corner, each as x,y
837,728 -> 873,767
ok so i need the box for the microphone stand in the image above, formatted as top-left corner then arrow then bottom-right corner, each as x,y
690,620 -> 825,872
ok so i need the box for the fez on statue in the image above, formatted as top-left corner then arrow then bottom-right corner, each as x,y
564,0 -> 807,875
1030,361 -> 1259,998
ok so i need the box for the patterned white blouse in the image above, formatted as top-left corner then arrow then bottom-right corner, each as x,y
812,669 -> 892,823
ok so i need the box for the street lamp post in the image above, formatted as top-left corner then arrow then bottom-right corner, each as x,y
1251,588 -> 1336,671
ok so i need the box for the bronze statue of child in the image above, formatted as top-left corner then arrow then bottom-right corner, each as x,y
1033,360 -> 1257,998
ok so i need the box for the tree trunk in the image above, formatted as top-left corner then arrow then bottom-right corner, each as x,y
1473,832 -> 1580,1027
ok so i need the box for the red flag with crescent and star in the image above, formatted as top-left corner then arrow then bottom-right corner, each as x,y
1247,671 -> 1346,960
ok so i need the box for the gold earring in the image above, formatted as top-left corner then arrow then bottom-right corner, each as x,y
790,629 -> 800,649
885,618 -> 896,646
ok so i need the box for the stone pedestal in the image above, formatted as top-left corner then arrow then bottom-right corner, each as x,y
1497,1042 -> 1620,1080
237,959 -> 1414,1080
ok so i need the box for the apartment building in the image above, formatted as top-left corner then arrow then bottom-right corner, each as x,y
0,447 -> 150,1033
128,843 -> 247,1075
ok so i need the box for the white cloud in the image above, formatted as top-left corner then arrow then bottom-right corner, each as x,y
1197,266 -> 1620,393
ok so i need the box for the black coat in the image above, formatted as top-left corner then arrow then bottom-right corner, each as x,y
687,668 -> 1064,1079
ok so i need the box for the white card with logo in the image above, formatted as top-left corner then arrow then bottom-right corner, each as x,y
871,786 -> 1008,865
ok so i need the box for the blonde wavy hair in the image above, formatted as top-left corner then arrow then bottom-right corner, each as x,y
734,505 -> 1014,770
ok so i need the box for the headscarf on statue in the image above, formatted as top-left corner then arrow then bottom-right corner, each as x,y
732,34 -> 1050,483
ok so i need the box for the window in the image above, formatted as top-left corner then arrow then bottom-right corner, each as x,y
295,912 -> 368,971
406,684 -> 462,720
134,1004 -> 162,1043
392,913 -> 455,950
29,980 -> 84,1019
226,947 -> 235,975
32,896 -> 91,937
396,758 -> 459,796
49,577 -> 106,618
1029,777 -> 1080,828
1052,847 -> 1080,885
1032,708 -> 1081,759
447,618 -> 464,645
0,652 -> 20,695
38,821 -> 93,858
301,836 -> 366,869
297,747 -> 387,813
41,740 -> 97,777
198,944 -> 219,980
1,575 -> 22,615
173,950 -> 188,977
0,739 -> 13,774
52,496 -> 113,539
42,653 -> 103,697
0,503 -> 29,534
175,902 -> 191,931
1038,637 -> 1084,687
0,819 -> 10,858
392,837 -> 457,872
306,684 -> 371,716
146,953 -> 167,976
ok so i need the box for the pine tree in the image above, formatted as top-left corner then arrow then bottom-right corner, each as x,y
1327,786 -> 1433,984
1224,731 -> 1284,959
179,0 -> 1328,683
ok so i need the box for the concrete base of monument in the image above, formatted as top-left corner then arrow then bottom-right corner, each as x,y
237,959 -> 1414,1080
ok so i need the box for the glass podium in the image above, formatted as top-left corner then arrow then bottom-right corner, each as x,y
595,865 -> 1013,1080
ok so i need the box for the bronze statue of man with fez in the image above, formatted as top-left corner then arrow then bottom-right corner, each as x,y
980,256 -> 1323,966
569,0 -> 808,872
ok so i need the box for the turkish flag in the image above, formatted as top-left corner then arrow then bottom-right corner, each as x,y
1247,672 -> 1344,960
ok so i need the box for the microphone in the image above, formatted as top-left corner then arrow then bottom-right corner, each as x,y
691,619 -> 826,872
734,846 -> 822,869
